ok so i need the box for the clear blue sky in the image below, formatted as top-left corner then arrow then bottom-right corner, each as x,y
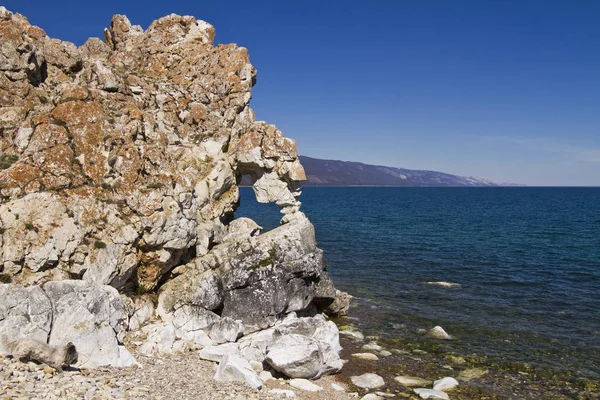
4,0 -> 599,186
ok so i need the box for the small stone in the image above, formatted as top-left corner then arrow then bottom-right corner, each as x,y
375,392 -> 396,398
269,389 -> 296,398
379,350 -> 392,357
249,360 -> 263,373
432,377 -> 459,392
361,394 -> 384,400
425,326 -> 452,340
259,371 -> 273,382
413,388 -> 450,400
446,355 -> 466,364
332,383 -> 345,391
352,353 -> 379,361
362,343 -> 382,352
350,373 -> 385,389
43,367 -> 56,375
457,367 -> 488,381
339,328 -> 365,341
394,376 -> 431,387
288,378 -> 323,392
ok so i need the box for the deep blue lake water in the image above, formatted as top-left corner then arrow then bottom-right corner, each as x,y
236,187 -> 600,380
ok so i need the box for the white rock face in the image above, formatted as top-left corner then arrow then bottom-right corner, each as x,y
44,281 -> 136,368
288,378 -> 323,392
413,388 -> 450,400
0,285 -> 52,351
433,377 -> 459,392
350,373 -> 385,389
0,193 -> 82,276
0,281 -> 135,368
214,354 -> 262,389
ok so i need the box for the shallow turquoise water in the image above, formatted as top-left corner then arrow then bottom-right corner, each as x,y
236,187 -> 600,380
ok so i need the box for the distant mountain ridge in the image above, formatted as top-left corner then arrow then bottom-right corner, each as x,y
298,156 -> 511,187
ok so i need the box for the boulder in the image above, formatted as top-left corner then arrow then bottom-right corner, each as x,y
326,289 -> 353,317
43,280 -> 136,368
0,281 -> 135,368
350,373 -> 385,390
265,334 -> 323,379
199,343 -> 239,362
214,354 -> 262,389
238,327 -> 276,363
208,317 -> 244,344
239,313 -> 343,379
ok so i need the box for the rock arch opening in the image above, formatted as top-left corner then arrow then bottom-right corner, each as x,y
234,175 -> 282,233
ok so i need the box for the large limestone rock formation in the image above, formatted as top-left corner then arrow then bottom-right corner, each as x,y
0,7 -> 346,374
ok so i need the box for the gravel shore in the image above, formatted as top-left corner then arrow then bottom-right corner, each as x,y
1,348 -> 358,400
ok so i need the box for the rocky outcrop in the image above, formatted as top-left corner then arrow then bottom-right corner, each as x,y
0,6 -> 348,376
0,6 -> 308,291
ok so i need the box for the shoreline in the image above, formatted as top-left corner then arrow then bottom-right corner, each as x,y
333,316 -> 600,400
2,313 -> 598,400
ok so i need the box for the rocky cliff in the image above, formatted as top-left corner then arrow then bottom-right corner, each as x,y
0,7 -> 347,378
